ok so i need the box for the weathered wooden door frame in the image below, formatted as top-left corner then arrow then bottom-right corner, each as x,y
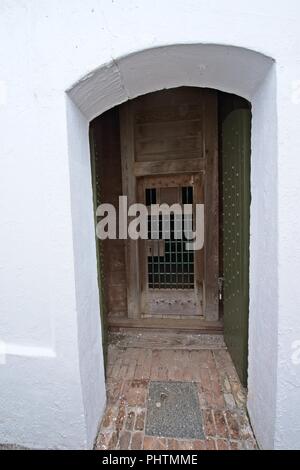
120,102 -> 141,318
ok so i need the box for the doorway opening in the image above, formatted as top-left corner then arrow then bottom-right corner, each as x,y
89,87 -> 251,387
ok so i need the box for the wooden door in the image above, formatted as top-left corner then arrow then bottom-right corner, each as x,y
120,88 -> 219,321
222,109 -> 251,386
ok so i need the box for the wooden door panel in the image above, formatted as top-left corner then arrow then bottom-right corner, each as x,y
134,89 -> 204,162
119,88 -> 219,321
135,121 -> 203,160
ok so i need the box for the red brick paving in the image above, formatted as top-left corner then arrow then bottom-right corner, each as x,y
96,339 -> 257,450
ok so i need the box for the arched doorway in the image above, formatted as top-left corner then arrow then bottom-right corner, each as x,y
66,44 -> 277,449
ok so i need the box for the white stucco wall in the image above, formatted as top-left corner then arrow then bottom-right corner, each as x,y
0,0 -> 300,449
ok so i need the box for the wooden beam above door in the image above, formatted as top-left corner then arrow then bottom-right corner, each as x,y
134,158 -> 205,177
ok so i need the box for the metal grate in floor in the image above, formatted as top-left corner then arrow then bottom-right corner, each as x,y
145,381 -> 204,439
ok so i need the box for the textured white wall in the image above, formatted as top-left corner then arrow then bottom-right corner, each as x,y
0,0 -> 300,449
247,67 -> 278,449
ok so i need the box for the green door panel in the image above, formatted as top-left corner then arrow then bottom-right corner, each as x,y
222,109 -> 251,387
89,125 -> 108,374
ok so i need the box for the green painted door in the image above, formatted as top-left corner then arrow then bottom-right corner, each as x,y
222,109 -> 251,387
89,124 -> 108,374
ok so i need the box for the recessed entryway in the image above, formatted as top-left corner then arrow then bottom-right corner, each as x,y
90,86 -> 251,387
64,43 -> 277,450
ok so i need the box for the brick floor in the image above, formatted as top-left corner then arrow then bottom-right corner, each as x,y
95,335 -> 257,451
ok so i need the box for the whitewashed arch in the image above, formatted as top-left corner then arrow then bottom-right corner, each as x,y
66,44 -> 277,449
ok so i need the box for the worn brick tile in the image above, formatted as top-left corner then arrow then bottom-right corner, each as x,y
143,437 -> 167,450
230,440 -> 242,450
110,362 -> 122,380
188,351 -> 202,382
115,402 -> 126,433
168,439 -> 198,450
106,379 -> 123,405
199,368 -> 212,392
204,391 -> 216,408
209,375 -> 220,392
135,349 -> 152,380
210,379 -> 225,408
125,410 -> 135,431
122,348 -> 140,377
215,393 -> 226,409
122,347 -> 139,364
224,392 -> 236,409
225,411 -> 240,440
174,440 -> 194,450
118,430 -> 131,450
193,440 -> 206,450
212,349 -> 224,363
167,350 -> 187,381
214,367 -> 227,384
239,411 -> 255,441
202,409 -> 216,437
131,431 -> 144,450
197,384 -> 207,408
222,375 -> 232,393
126,363 -> 137,379
180,351 -> 196,382
107,345 -> 120,365
211,377 -> 222,396
162,349 -> 177,376
167,439 -> 179,450
106,365 -> 114,378
239,412 -> 257,450
243,438 -> 257,450
213,411 -> 229,438
101,405 -> 118,429
106,433 -> 118,451
198,350 -> 214,369
118,365 -> 129,380
223,352 -> 240,383
135,410 -> 145,431
229,441 -> 238,450
205,438 -> 216,450
108,350 -> 126,379
212,350 -> 227,373
208,363 -> 219,383
216,439 -> 230,450
231,381 -> 246,408
151,350 -> 169,381
122,380 -> 149,407
96,431 -> 118,450
95,432 -> 109,450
